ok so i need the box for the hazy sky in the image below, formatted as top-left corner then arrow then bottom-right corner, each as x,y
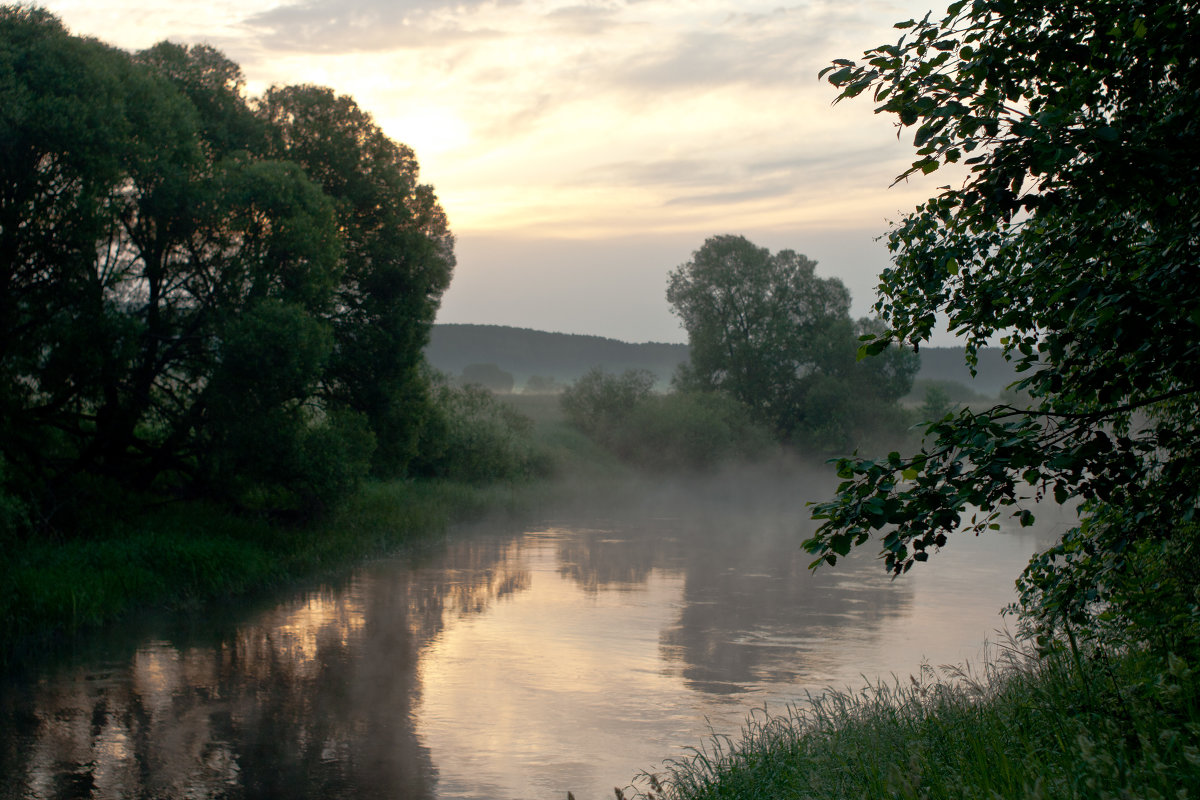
40,0 -> 950,344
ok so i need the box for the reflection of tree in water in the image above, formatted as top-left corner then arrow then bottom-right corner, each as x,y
659,514 -> 913,693
547,467 -> 916,693
554,525 -> 675,592
421,531 -> 533,618
0,522 -> 533,800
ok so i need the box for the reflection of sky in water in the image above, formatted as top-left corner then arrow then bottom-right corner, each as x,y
414,494 -> 1066,799
0,468 -> 1068,800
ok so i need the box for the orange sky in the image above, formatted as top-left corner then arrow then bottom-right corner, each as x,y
40,0 -> 951,343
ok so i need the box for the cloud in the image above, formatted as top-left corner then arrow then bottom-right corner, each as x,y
602,3 -> 871,94
244,0 -> 508,51
584,157 -> 732,189
663,182 -> 795,207
579,142 -> 905,196
542,3 -> 624,35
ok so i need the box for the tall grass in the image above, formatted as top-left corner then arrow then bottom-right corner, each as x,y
637,639 -> 1200,800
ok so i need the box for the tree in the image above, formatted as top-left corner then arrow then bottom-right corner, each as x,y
0,8 -> 452,522
805,0 -> 1200,649
560,368 -> 656,443
258,85 -> 455,476
666,235 -> 917,451
558,367 -> 774,470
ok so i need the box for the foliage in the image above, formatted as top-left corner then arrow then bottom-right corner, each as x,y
0,457 -> 29,548
1014,514 -> 1200,659
648,645 -> 1200,800
560,367 -> 657,443
667,235 -> 918,452
413,376 -> 549,483
918,384 -> 953,421
559,368 -> 773,470
258,83 -> 455,476
0,8 -> 454,524
805,0 -> 1200,650
1,476 -> 533,658
619,392 -> 775,470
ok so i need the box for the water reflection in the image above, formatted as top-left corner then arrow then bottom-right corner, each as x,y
0,467 -> 1064,799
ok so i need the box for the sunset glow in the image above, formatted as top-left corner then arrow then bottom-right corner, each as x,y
40,0 -> 947,342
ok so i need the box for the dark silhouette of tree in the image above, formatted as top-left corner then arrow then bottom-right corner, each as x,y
807,0 -> 1200,653
667,235 -> 917,452
0,7 -> 453,523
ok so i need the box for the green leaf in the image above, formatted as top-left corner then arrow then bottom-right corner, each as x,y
826,66 -> 854,85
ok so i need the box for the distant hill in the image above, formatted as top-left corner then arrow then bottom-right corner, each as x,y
425,324 -> 688,389
425,324 -> 1019,395
914,346 -> 1020,396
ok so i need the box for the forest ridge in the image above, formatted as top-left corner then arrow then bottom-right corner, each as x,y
425,323 -> 1019,395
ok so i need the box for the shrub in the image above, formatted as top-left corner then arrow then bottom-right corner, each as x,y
561,369 -> 773,471
560,368 -> 655,442
618,392 -> 774,470
414,379 -> 549,483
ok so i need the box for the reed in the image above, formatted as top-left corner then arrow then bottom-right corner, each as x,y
641,638 -> 1200,800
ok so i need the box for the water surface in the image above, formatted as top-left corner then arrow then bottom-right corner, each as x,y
0,466 -> 1066,799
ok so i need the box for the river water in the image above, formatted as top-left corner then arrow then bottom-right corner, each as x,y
0,464 -> 1067,799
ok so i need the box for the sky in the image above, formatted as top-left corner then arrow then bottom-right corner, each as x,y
39,0 -> 952,344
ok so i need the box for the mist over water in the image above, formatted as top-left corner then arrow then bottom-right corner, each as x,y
0,462 -> 1067,800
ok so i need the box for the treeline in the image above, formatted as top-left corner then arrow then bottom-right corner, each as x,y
426,324 -> 1018,398
426,324 -> 688,389
0,8 -> 542,539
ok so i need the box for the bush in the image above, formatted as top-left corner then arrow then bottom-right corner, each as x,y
414,379 -> 549,483
560,367 -> 655,442
0,456 -> 30,547
790,374 -> 915,457
618,392 -> 774,470
906,378 -> 989,405
1015,505 -> 1200,660
561,369 -> 773,471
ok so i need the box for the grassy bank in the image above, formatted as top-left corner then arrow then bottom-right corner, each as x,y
0,478 -> 550,664
643,641 -> 1200,800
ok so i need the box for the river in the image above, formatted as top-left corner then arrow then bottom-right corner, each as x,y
0,463 -> 1067,799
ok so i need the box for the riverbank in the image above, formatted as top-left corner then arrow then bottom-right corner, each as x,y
0,478 -> 555,665
648,640 -> 1200,800
0,394 -> 631,665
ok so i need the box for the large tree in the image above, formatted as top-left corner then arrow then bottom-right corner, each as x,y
806,0 -> 1200,649
258,85 -> 455,475
667,235 -> 917,451
0,8 -> 453,522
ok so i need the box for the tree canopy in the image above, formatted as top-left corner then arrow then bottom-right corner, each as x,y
667,235 -> 917,452
805,0 -> 1200,651
0,7 -> 454,524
